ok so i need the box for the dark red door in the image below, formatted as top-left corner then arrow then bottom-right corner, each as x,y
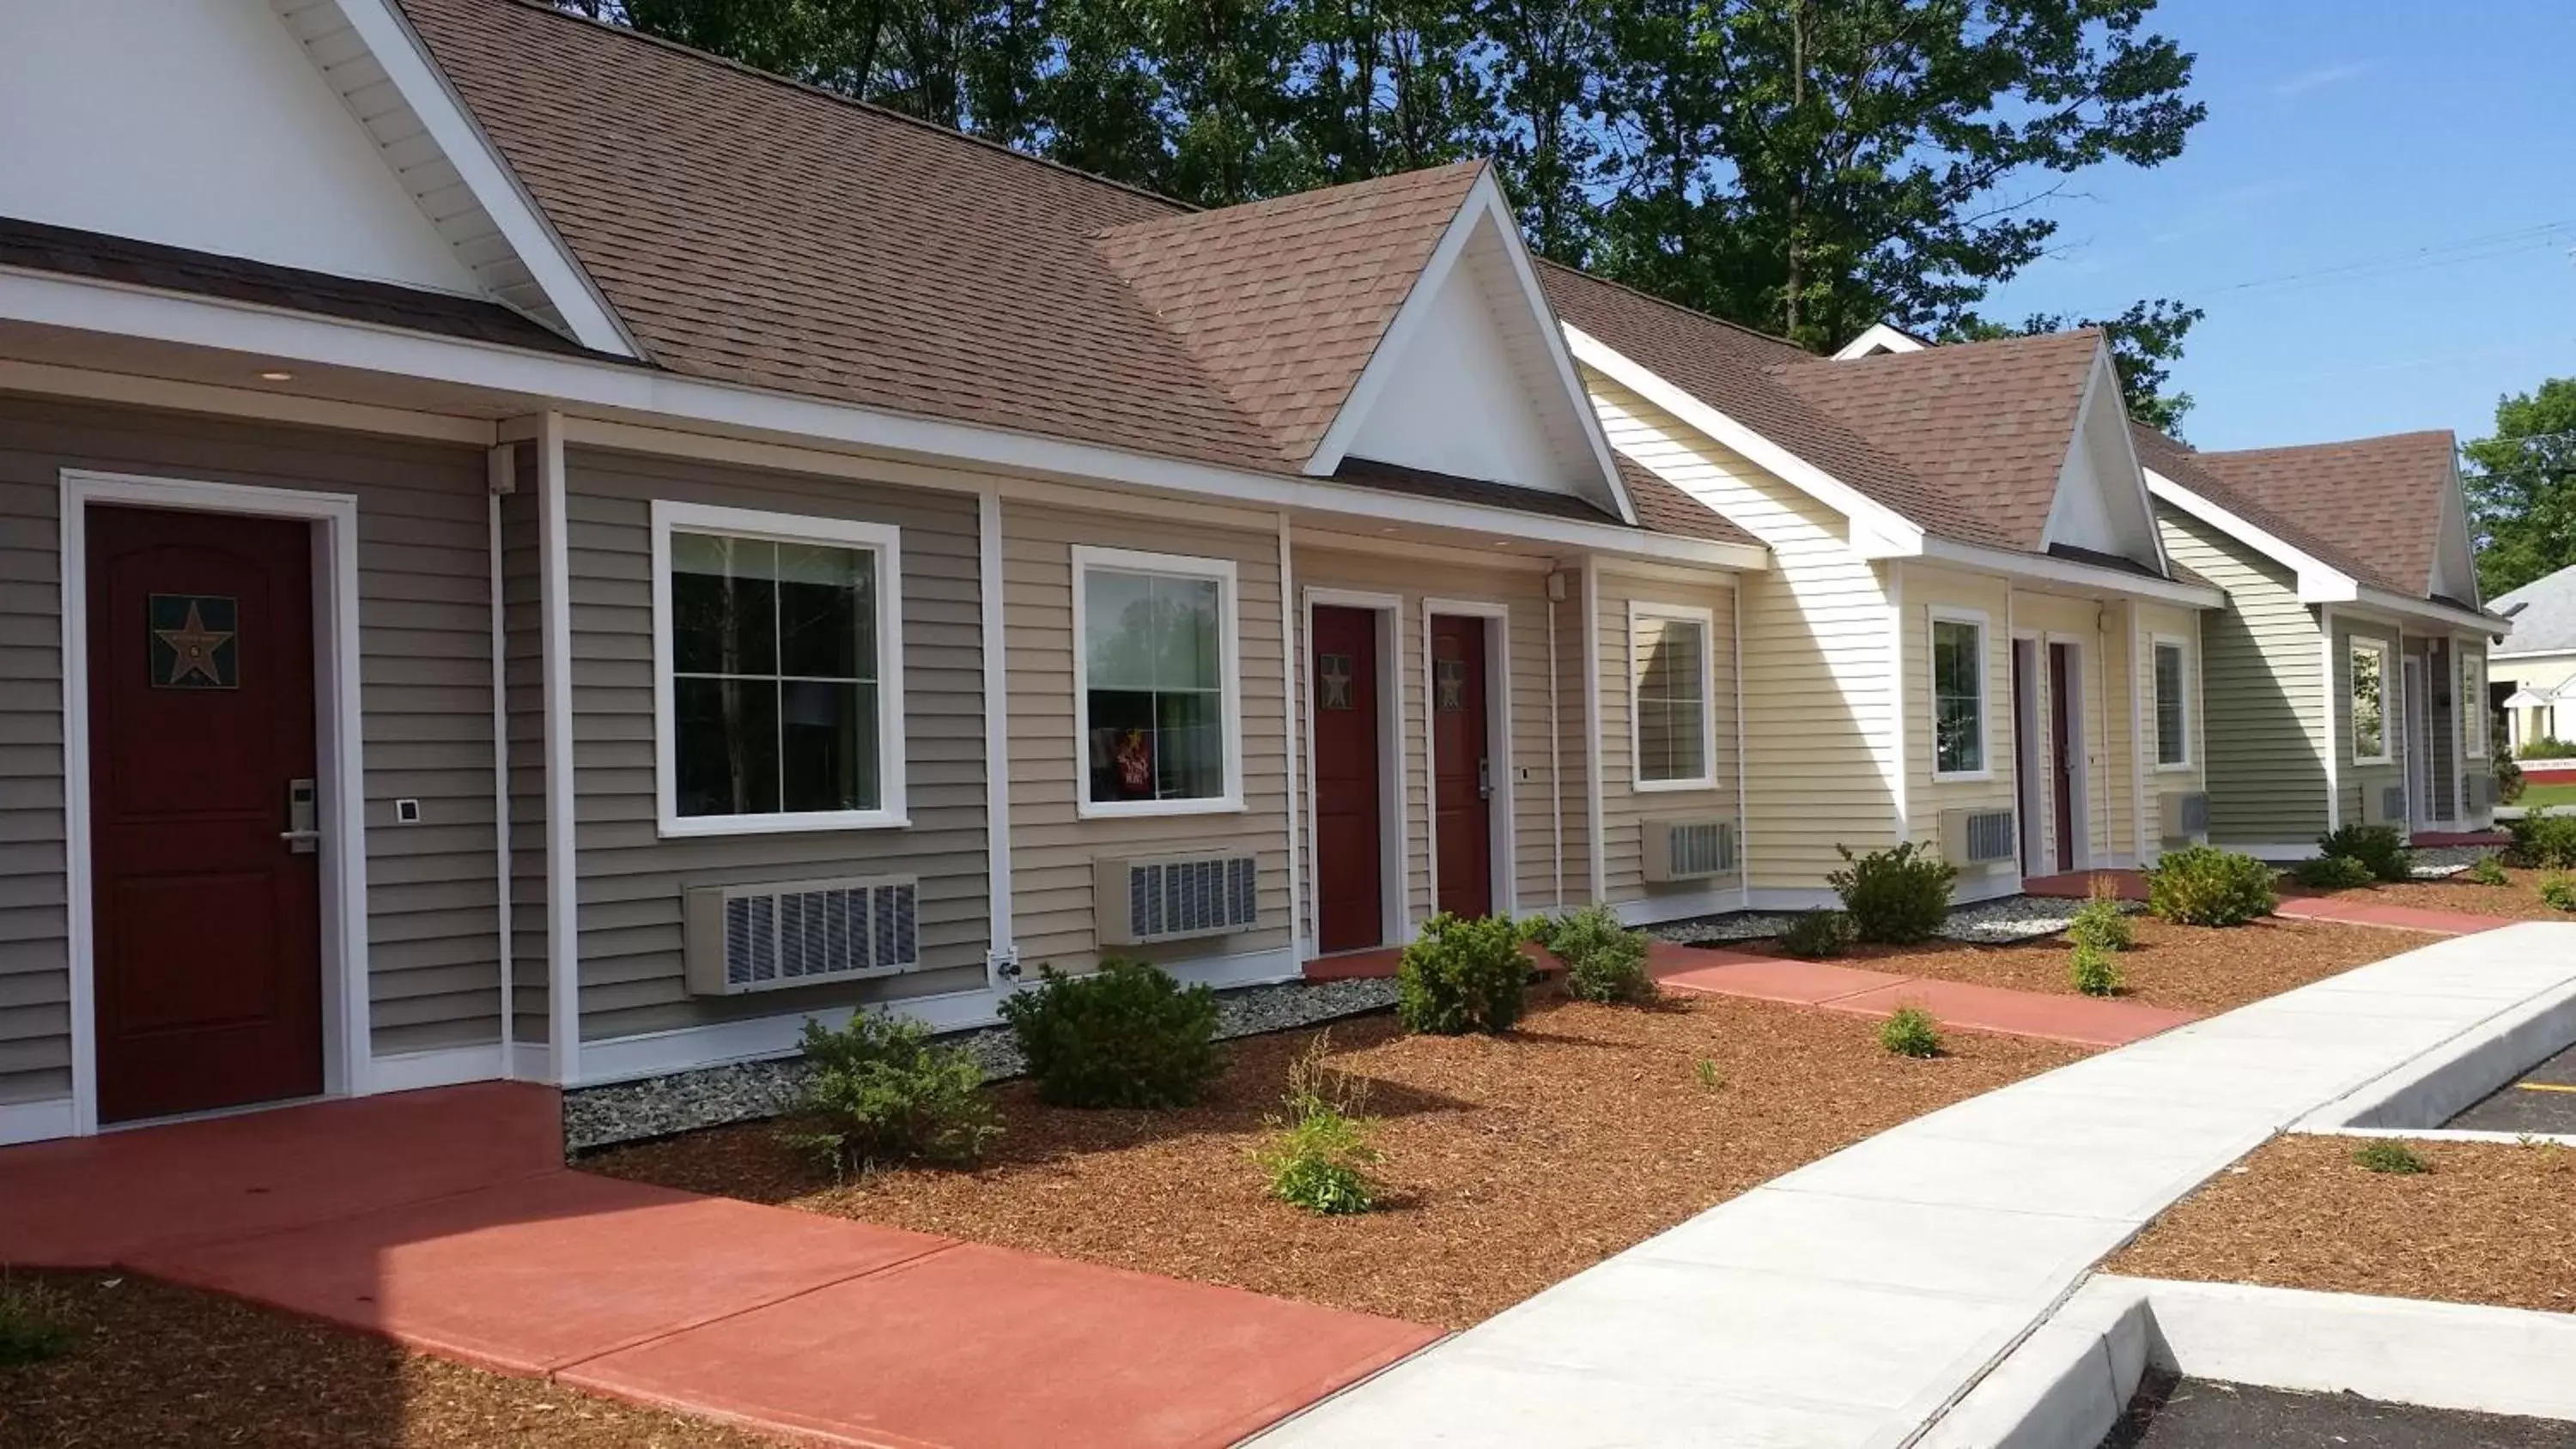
2049,642 -> 2078,873
1311,607 -> 1383,953
88,505 -> 323,1124
1431,615 -> 1492,919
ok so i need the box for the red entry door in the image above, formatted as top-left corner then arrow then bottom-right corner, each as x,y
2049,642 -> 2078,873
88,505 -> 324,1124
1431,615 -> 1492,919
1311,607 -> 1383,953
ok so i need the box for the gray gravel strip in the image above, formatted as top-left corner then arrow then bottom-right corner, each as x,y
1648,893 -> 2144,950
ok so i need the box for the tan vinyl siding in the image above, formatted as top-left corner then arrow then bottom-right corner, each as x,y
1005,500 -> 1288,974
2134,600 -> 2209,854
2157,508 -> 2329,845
1585,372 -> 1893,892
0,393 -> 503,1099
1899,566 -> 2017,865
563,448 -> 988,1041
1597,566 -> 1741,906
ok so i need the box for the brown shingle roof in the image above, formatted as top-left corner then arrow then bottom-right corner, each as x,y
1613,456 -> 1761,545
2190,433 -> 2457,599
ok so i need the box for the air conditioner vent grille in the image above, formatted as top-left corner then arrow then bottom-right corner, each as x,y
1097,853 -> 1261,945
687,876 -> 921,996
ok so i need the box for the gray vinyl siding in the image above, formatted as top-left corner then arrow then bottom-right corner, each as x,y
2156,508 -> 2329,845
563,448 -> 988,1042
2332,617 -> 2405,831
500,468 -> 547,1046
0,393 -> 504,1100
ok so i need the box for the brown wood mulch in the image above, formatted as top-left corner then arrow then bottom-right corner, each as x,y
0,1272 -> 779,1449
2109,1134 -> 2576,1315
2306,865 -> 2576,923
587,991 -> 2086,1331
1742,916 -> 2418,1016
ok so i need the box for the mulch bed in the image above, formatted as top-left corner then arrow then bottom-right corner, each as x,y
1737,916 -> 2418,1015
587,991 -> 2085,1330
0,1272 -> 775,1449
2302,866 -> 2576,923
2109,1134 -> 2576,1315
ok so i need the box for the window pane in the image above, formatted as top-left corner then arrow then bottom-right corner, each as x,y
776,543 -> 872,681
1084,569 -> 1158,690
779,679 -> 877,812
2155,644 -> 2187,766
1082,564 -> 1230,805
1635,615 -> 1707,782
671,532 -> 776,676
1155,688 -> 1224,798
675,676 -> 780,816
1932,620 -> 1983,773
1151,575 -> 1222,690
2352,644 -> 2385,759
1086,688 -> 1158,802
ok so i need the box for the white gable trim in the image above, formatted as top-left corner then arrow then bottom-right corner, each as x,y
1832,322 -> 1929,360
1306,171 -> 1633,524
2431,452 -> 2480,607
297,0 -> 638,356
2038,345 -> 2172,576
1564,324 -> 1924,558
2147,468 -> 2360,603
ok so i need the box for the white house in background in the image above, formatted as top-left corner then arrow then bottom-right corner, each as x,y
2491,562 -> 2576,752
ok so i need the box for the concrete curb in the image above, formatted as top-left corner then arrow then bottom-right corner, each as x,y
2295,969 -> 2576,1132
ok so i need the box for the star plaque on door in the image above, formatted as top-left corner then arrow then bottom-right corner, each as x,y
1320,653 -> 1354,711
149,594 -> 240,689
1435,658 -> 1467,712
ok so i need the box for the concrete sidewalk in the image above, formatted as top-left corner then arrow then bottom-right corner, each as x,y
1261,922 -> 2576,1448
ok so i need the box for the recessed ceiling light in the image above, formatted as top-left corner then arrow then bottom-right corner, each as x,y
258,370 -> 294,382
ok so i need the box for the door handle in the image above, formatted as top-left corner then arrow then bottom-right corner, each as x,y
1477,757 -> 1493,800
281,777 -> 320,854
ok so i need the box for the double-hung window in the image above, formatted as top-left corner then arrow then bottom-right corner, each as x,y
2153,638 -> 2191,768
1930,612 -> 1988,779
1631,603 -> 1716,790
653,501 -> 905,835
2464,652 -> 2488,759
2350,637 -> 2393,764
1073,546 -> 1242,816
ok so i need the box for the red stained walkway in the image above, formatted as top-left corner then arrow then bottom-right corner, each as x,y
1646,943 -> 2198,1048
2274,894 -> 2512,936
0,1086 -> 1438,1448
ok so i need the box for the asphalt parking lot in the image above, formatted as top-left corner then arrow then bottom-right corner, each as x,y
2102,1374 -> 2576,1447
2448,1044 -> 2576,1133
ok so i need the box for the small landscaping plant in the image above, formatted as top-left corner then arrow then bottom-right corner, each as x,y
2067,879 -> 2134,953
2495,754 -> 2526,804
2069,941 -> 2123,997
2542,873 -> 2576,915
1778,908 -> 1858,959
2469,855 -> 2512,887
1693,1058 -> 1723,1092
780,1011 -> 1002,1179
2317,823 -> 2412,882
1879,1006 -> 1942,1058
1547,903 -> 1657,1005
2353,1139 -> 2430,1175
1253,1034 -> 1381,1216
999,957 -> 1224,1109
0,1277 -> 73,1368
2504,809 -> 2576,870
1396,912 -> 1529,1034
1827,841 -> 1958,945
2289,854 -> 2377,890
2146,845 -> 2277,926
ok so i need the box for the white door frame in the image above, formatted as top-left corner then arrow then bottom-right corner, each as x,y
58,469 -> 369,1137
1423,597 -> 1516,919
2401,652 -> 2432,831
2046,633 -> 2093,871
2011,634 -> 2044,873
1302,587 -> 1408,951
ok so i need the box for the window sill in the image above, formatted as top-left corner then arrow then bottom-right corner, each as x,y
1076,795 -> 1246,822
2352,755 -> 2395,768
1930,769 -> 1994,785
1631,776 -> 1721,795
657,809 -> 911,839
2153,761 -> 2196,774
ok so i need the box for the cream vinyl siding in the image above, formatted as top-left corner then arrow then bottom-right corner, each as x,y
1598,567 -> 1740,905
0,393 -> 507,1103
563,448 -> 989,1042
2156,508 -> 2330,845
1006,501 -> 1287,974
2133,599 -> 2208,854
1584,372 -> 1893,890
2008,587 -> 2135,866
1899,566 -> 2016,849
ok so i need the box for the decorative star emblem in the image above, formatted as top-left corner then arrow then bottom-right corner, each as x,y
155,600 -> 234,687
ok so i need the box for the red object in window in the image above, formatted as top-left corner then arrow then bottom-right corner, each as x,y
1115,728 -> 1153,794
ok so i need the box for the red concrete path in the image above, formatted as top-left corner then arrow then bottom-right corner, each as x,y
1649,943 -> 2199,1048
2021,869 -> 2149,901
2275,894 -> 2512,936
0,1086 -> 1438,1448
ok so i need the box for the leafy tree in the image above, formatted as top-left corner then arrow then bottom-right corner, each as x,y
2465,378 -> 2576,598
1478,0 -> 1611,260
1955,296 -> 2203,435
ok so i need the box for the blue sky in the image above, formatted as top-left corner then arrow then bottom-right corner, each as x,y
1979,0 -> 2576,452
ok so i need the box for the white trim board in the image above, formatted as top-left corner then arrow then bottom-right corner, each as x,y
58,467 -> 372,1137
1302,586 -> 1410,949
1422,596 -> 1518,918
1624,598 -> 1721,793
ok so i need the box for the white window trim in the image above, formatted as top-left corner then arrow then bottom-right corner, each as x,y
1626,600 -> 1719,793
2349,634 -> 2396,767
2151,634 -> 2195,772
2463,649 -> 2488,760
1929,606 -> 1994,783
649,500 -> 908,838
1071,544 -> 1246,819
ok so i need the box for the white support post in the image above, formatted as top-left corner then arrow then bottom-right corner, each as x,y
979,488 -> 1015,984
537,413 -> 580,1086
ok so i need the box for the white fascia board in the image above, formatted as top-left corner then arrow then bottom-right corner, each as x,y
1562,324 -> 1925,560
1831,322 -> 1928,360
1920,535 -> 2226,609
2145,468 -> 2357,603
2349,585 -> 2512,639
0,264 -> 1764,570
334,0 -> 639,357
2493,646 -> 2576,663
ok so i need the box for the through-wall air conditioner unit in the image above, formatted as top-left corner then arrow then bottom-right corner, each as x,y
1643,818 -> 1737,882
683,875 -> 921,996
1941,808 -> 2018,870
1096,852 -> 1260,946
2159,791 -> 2210,843
2361,785 -> 2408,828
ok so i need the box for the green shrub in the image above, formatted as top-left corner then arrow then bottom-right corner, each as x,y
1778,909 -> 1858,959
999,958 -> 1224,1109
1827,842 -> 1958,944
2504,809 -> 2576,870
2496,755 -> 2526,804
1547,904 -> 1656,1005
2516,736 -> 2576,760
1253,1034 -> 1381,1215
2318,823 -> 2412,882
1396,912 -> 1529,1034
2147,845 -> 2278,926
2543,874 -> 2576,914
2069,942 -> 2123,997
2354,1140 -> 2429,1174
778,1012 -> 1002,1178
2469,856 -> 2511,887
1879,1006 -> 1942,1058
2290,854 -> 2377,890
2067,880 -> 2134,953
0,1278 -> 73,1369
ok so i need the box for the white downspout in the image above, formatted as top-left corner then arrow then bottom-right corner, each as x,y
2321,605 -> 2341,832
1731,576 -> 1749,908
1581,557 -> 1607,903
485,446 -> 514,1077
980,488 -> 1015,984
1546,587 -> 1564,909
1278,512 -> 1303,961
